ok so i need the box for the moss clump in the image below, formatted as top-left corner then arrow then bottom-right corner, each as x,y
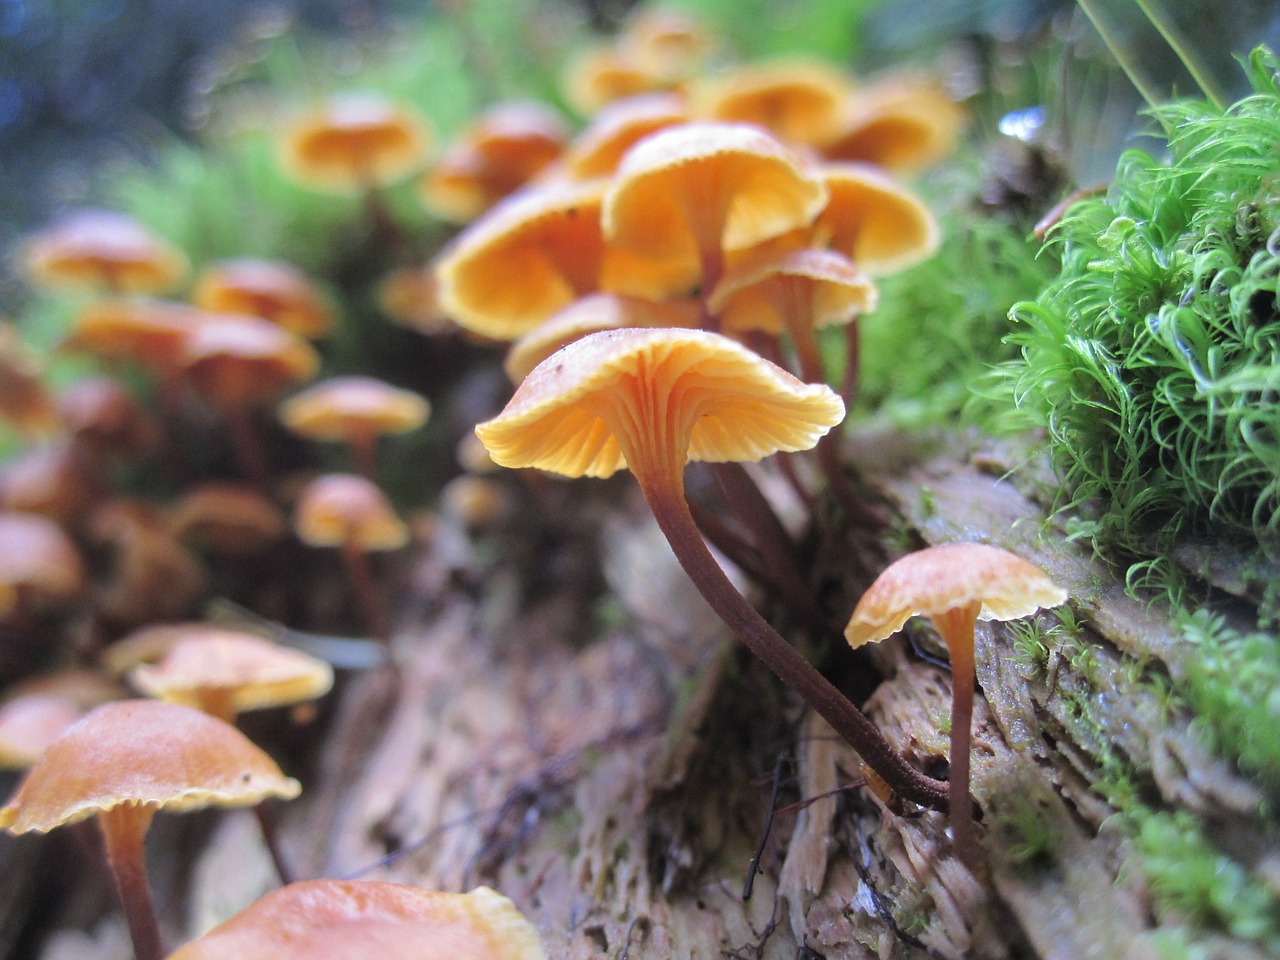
1002,47 -> 1280,579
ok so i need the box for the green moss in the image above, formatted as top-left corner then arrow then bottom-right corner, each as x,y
1000,48 -> 1280,596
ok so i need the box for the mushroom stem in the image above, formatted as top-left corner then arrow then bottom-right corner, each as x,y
640,467 -> 948,812
350,431 -> 378,481
226,404 -> 270,489
254,801 -> 295,886
341,537 -> 390,645
99,804 -> 164,960
932,601 -> 982,870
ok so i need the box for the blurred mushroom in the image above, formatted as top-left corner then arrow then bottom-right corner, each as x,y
293,473 -> 408,644
561,92 -> 688,181
0,441 -> 102,527
168,483 -> 288,557
0,699 -> 301,960
819,77 -> 965,173
192,259 -> 334,340
376,264 -> 451,335
618,4 -> 714,84
0,694 -> 86,770
691,59 -> 852,147
57,376 -> 159,462
845,543 -> 1067,869
165,880 -> 545,960
0,511 -> 85,621
476,327 -> 947,811
562,44 -> 667,117
421,100 -> 569,223
23,209 -> 188,295
0,324 -> 59,439
279,376 -> 430,480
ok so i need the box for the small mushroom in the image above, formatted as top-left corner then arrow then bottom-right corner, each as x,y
168,483 -> 288,557
23,209 -> 188,295
278,376 -> 430,480
819,77 -> 964,173
0,324 -> 58,439
844,542 -> 1067,869
0,694 -> 86,770
376,265 -> 451,335
476,327 -> 947,810
562,44 -> 668,117
165,880 -> 545,960
0,441 -> 103,527
691,58 -> 852,147
191,259 -> 334,340
0,699 -> 301,960
560,92 -> 688,181
293,473 -> 408,644
58,376 -> 159,462
0,511 -> 86,621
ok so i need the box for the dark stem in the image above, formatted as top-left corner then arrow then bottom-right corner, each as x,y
641,470 -> 949,812
342,538 -> 390,645
254,801 -> 295,886
226,403 -> 270,490
99,805 -> 164,960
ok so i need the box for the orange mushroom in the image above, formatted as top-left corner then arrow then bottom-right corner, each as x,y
561,92 -> 688,181
0,699 -> 300,960
845,543 -> 1067,868
165,880 -> 545,960
691,59 -> 852,147
476,328 -> 947,810
617,4 -> 714,85
0,511 -> 85,621
191,259 -> 334,339
602,122 -> 827,312
168,483 -> 288,557
0,324 -> 58,439
23,209 -> 188,295
0,694 -> 86,769
293,473 -> 407,643
562,44 -> 668,117
376,265 -> 451,335
819,77 -> 965,173
278,376 -> 430,479
421,100 -> 569,223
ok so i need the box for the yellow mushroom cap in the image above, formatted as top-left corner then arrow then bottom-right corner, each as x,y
192,259 -> 334,339
708,247 -> 877,335
476,326 -> 845,479
24,209 -> 188,294
62,298 -> 202,374
165,881 -> 545,960
844,543 -> 1069,649
293,473 -> 408,551
279,376 -> 429,442
562,44 -> 667,117
691,59 -> 852,147
503,292 -> 699,384
820,78 -> 965,173
280,93 -> 432,192
602,122 -> 827,263
0,699 -> 300,834
811,162 -> 940,275
127,627 -> 333,717
562,92 -> 688,181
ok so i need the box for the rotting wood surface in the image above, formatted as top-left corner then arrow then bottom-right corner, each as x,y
45,433 -> 1273,960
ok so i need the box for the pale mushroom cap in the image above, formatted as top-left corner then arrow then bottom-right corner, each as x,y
708,247 -> 878,335
0,511 -> 85,613
562,92 -> 689,181
192,259 -> 333,339
128,628 -> 333,716
294,473 -> 408,551
0,694 -> 85,770
813,163 -> 940,275
691,59 -> 852,146
377,266 -> 450,334
503,292 -> 699,384
844,543 -> 1069,648
181,313 -> 320,408
280,93 -> 431,192
279,376 -> 430,441
476,326 -> 845,479
602,122 -> 828,260
0,699 -> 300,833
165,881 -> 545,960
24,210 -> 188,293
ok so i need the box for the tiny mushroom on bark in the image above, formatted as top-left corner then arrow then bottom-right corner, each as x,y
23,209 -> 188,295
294,473 -> 408,644
279,376 -> 430,480
164,880 -> 546,960
844,542 -> 1068,869
0,699 -> 300,960
476,327 -> 948,810
192,259 -> 334,340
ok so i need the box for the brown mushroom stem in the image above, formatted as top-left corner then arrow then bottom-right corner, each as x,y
930,601 -> 982,870
98,803 -> 165,960
226,404 -> 270,489
841,322 -> 861,410
638,463 -> 948,811
350,431 -> 378,482
341,537 -> 390,644
254,801 -> 295,885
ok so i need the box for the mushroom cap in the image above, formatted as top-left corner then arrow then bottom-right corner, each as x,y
819,78 -> 964,172
691,59 -> 852,146
421,101 -> 569,223
192,259 -> 334,339
708,247 -> 877,335
24,210 -> 188,294
562,44 -> 666,117
279,376 -> 430,442
562,92 -> 688,181
476,326 -> 845,479
57,376 -> 158,460
293,473 -> 408,551
280,93 -> 431,192
181,313 -> 320,409
0,442 -> 101,526
436,179 -> 695,340
127,627 -> 333,716
0,699 -> 300,834
168,483 -> 288,556
618,5 -> 713,83
0,694 -> 86,770
0,325 -> 58,438
62,298 -> 202,373
165,881 -> 545,960
811,163 -> 940,275
602,122 -> 827,262
844,543 -> 1069,649
503,292 -> 699,384
376,265 -> 451,334
0,511 -> 85,616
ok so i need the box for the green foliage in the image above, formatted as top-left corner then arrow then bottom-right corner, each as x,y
1001,48 -> 1280,578
665,0 -> 874,63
